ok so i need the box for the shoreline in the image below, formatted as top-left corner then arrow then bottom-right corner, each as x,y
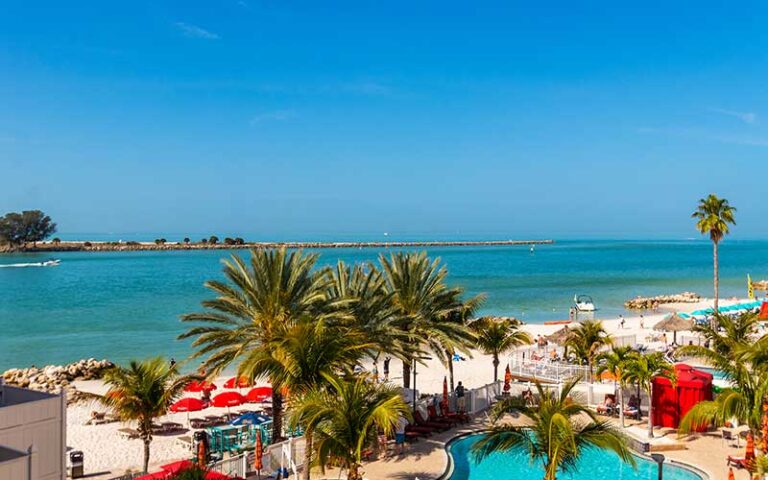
1,239 -> 554,253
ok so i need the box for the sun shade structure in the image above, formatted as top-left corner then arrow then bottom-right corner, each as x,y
212,392 -> 247,407
185,380 -> 217,393
246,386 -> 273,403
170,397 -> 205,412
653,314 -> 694,344
224,376 -> 252,389
545,326 -> 571,344
651,364 -> 713,431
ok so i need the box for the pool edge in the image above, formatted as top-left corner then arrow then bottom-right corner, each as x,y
437,431 -> 712,480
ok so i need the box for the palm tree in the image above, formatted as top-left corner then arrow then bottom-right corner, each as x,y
101,357 -> 195,473
290,374 -> 411,480
444,295 -> 485,393
677,312 -> 768,435
180,248 -> 334,441
326,261 -> 409,373
246,318 -> 371,480
564,320 -> 612,382
470,317 -> 532,383
596,346 -> 634,427
379,252 -> 477,389
622,352 -> 675,438
692,194 -> 736,317
472,378 -> 635,480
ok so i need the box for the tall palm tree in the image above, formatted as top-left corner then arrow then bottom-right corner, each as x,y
470,317 -> 532,383
325,261 -> 409,372
596,346 -> 634,427
379,252 -> 477,389
180,248 -> 334,441
623,352 -> 675,438
472,378 -> 635,480
290,374 -> 411,480
564,320 -> 612,382
101,357 -> 195,473
246,318 -> 371,480
692,194 -> 736,317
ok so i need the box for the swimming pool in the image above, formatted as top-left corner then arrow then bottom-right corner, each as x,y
696,367 -> 729,382
446,434 -> 705,480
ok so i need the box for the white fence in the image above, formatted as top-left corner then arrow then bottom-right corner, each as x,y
210,453 -> 248,478
507,355 -> 590,383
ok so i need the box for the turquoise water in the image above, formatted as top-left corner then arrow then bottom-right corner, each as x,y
448,434 -> 703,480
697,367 -> 729,381
2,239 -> 768,370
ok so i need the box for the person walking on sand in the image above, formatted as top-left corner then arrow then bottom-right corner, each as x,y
619,315 -> 625,329
395,414 -> 408,455
639,315 -> 645,329
455,381 -> 466,413
383,356 -> 391,381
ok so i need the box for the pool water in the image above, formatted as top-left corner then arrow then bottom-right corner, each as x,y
697,367 -> 729,382
448,434 -> 704,480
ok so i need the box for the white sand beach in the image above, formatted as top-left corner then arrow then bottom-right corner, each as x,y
65,297 -> 751,478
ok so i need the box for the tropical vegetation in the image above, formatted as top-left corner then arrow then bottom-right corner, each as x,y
0,209 -> 57,248
290,374 -> 411,480
101,357 -> 196,473
470,316 -> 532,382
692,194 -> 736,318
596,345 -> 634,427
472,378 -> 635,480
622,352 -> 675,438
564,319 -> 612,381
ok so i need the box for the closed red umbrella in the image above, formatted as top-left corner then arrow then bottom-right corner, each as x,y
197,438 -> 207,468
224,376 -> 252,389
503,365 -> 512,395
441,376 -> 449,414
746,431 -> 756,471
170,397 -> 205,412
254,430 -> 264,479
185,380 -> 217,393
247,386 -> 273,403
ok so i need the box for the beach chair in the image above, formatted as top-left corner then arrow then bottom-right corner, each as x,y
161,422 -> 184,433
595,394 -> 616,416
427,405 -> 457,427
727,456 -> 747,468
189,418 -> 209,429
439,402 -> 470,424
414,410 -> 450,431
722,429 -> 737,447
118,428 -> 140,440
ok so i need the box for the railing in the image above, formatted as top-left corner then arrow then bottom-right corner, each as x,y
507,355 -> 590,383
210,453 -> 248,478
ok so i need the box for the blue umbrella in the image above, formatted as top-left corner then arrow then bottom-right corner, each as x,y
231,412 -> 270,426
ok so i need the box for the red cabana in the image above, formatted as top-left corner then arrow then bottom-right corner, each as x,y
652,363 -> 713,431
759,302 -> 768,320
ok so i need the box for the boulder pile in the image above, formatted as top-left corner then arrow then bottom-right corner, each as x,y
624,292 -> 701,310
2,358 -> 113,404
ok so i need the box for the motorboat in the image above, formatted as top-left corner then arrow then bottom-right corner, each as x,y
573,294 -> 596,312
42,259 -> 61,267
0,258 -> 60,268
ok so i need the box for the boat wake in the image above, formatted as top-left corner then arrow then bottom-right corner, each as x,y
0,259 -> 61,268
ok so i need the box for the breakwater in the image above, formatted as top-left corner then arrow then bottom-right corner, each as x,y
7,239 -> 554,253
2,358 -> 113,404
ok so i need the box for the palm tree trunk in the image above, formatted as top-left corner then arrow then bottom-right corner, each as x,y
647,383 -> 654,438
302,428 -> 313,480
713,240 -> 720,321
493,355 -> 499,383
347,462 -> 363,480
618,384 -> 625,428
447,353 -> 455,394
402,359 -> 411,390
143,438 -> 151,473
272,389 -> 284,441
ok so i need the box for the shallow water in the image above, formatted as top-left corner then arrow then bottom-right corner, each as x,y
1,239 -> 766,370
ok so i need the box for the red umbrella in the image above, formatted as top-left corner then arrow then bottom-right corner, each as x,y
212,391 -> 246,407
224,376 -> 252,389
185,380 -> 217,393
170,397 -> 205,412
503,365 -> 512,395
247,386 -> 273,403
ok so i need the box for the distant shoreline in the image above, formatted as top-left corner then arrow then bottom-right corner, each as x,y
2,239 -> 555,253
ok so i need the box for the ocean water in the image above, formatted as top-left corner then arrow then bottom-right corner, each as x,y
1,239 -> 767,370
448,434 -> 703,480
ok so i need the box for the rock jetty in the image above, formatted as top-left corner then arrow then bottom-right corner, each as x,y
624,292 -> 701,310
2,358 -> 113,404
9,239 -> 554,253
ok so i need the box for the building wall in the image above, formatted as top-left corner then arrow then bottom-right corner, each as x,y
0,387 -> 66,480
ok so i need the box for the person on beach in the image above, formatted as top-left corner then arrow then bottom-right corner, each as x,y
455,381 -> 466,413
639,315 -> 645,329
169,358 -> 176,369
383,357 -> 391,381
395,415 -> 408,455
619,315 -> 625,329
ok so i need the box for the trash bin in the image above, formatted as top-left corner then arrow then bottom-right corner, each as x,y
69,450 -> 84,479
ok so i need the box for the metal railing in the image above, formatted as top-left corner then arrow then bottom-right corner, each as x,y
507,355 -> 590,383
210,453 -> 248,478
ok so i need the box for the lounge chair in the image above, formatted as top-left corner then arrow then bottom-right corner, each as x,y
595,394 -> 617,416
161,422 -> 184,433
439,402 -> 470,424
727,456 -> 746,468
118,428 -> 140,440
189,418 -> 209,429
414,410 -> 450,432
722,429 -> 737,447
427,405 -> 457,427
404,424 -> 433,436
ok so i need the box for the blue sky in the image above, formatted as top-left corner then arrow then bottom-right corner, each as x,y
2,1 -> 767,239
